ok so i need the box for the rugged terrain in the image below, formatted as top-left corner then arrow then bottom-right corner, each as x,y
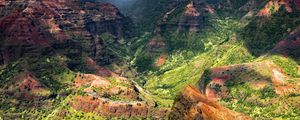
0,0 -> 300,119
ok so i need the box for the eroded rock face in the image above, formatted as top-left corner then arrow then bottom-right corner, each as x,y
147,35 -> 167,55
0,12 -> 50,46
170,86 -> 251,120
0,0 -> 133,65
72,95 -> 170,119
180,2 -> 203,32
72,96 -> 150,118
160,1 -> 205,32
273,25 -> 300,60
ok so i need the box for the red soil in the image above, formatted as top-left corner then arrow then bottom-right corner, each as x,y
74,74 -> 111,89
19,73 -> 44,91
257,0 -> 299,17
72,96 -> 101,113
73,70 -> 138,100
0,0 -> 5,7
85,57 -> 113,77
16,72 -> 47,99
155,54 -> 166,67
204,4 -> 216,14
170,86 -> 251,120
72,96 -> 150,118
0,12 -> 49,45
185,2 -> 200,16
205,75 -> 231,100
271,67 -> 300,95
96,67 -> 113,77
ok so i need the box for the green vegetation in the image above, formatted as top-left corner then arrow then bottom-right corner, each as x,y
144,43 -> 255,107
162,31 -> 205,52
1,0 -> 300,119
0,55 -> 75,120
29,56 -> 75,92
221,83 -> 300,119
240,9 -> 300,56
258,55 -> 299,77
31,89 -> 52,97
135,53 -> 155,72
142,17 -> 256,107
45,95 -> 106,120
0,61 -> 23,87
0,95 -> 66,119
122,0 -> 174,32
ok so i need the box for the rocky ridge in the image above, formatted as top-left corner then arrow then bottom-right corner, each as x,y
170,85 -> 251,120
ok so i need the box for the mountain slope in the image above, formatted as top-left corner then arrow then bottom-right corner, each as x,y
0,0 -> 300,119
0,0 -> 140,119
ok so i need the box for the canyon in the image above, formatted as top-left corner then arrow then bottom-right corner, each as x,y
0,0 -> 300,119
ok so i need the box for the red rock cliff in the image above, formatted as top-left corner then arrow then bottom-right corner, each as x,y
0,0 -> 133,65
170,85 -> 251,120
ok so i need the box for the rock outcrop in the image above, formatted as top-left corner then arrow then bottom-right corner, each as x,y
170,85 -> 251,120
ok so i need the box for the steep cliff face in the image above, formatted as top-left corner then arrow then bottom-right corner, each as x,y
84,3 -> 132,38
0,0 -> 133,65
170,86 -> 251,120
144,1 -> 206,59
0,2 -> 138,118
